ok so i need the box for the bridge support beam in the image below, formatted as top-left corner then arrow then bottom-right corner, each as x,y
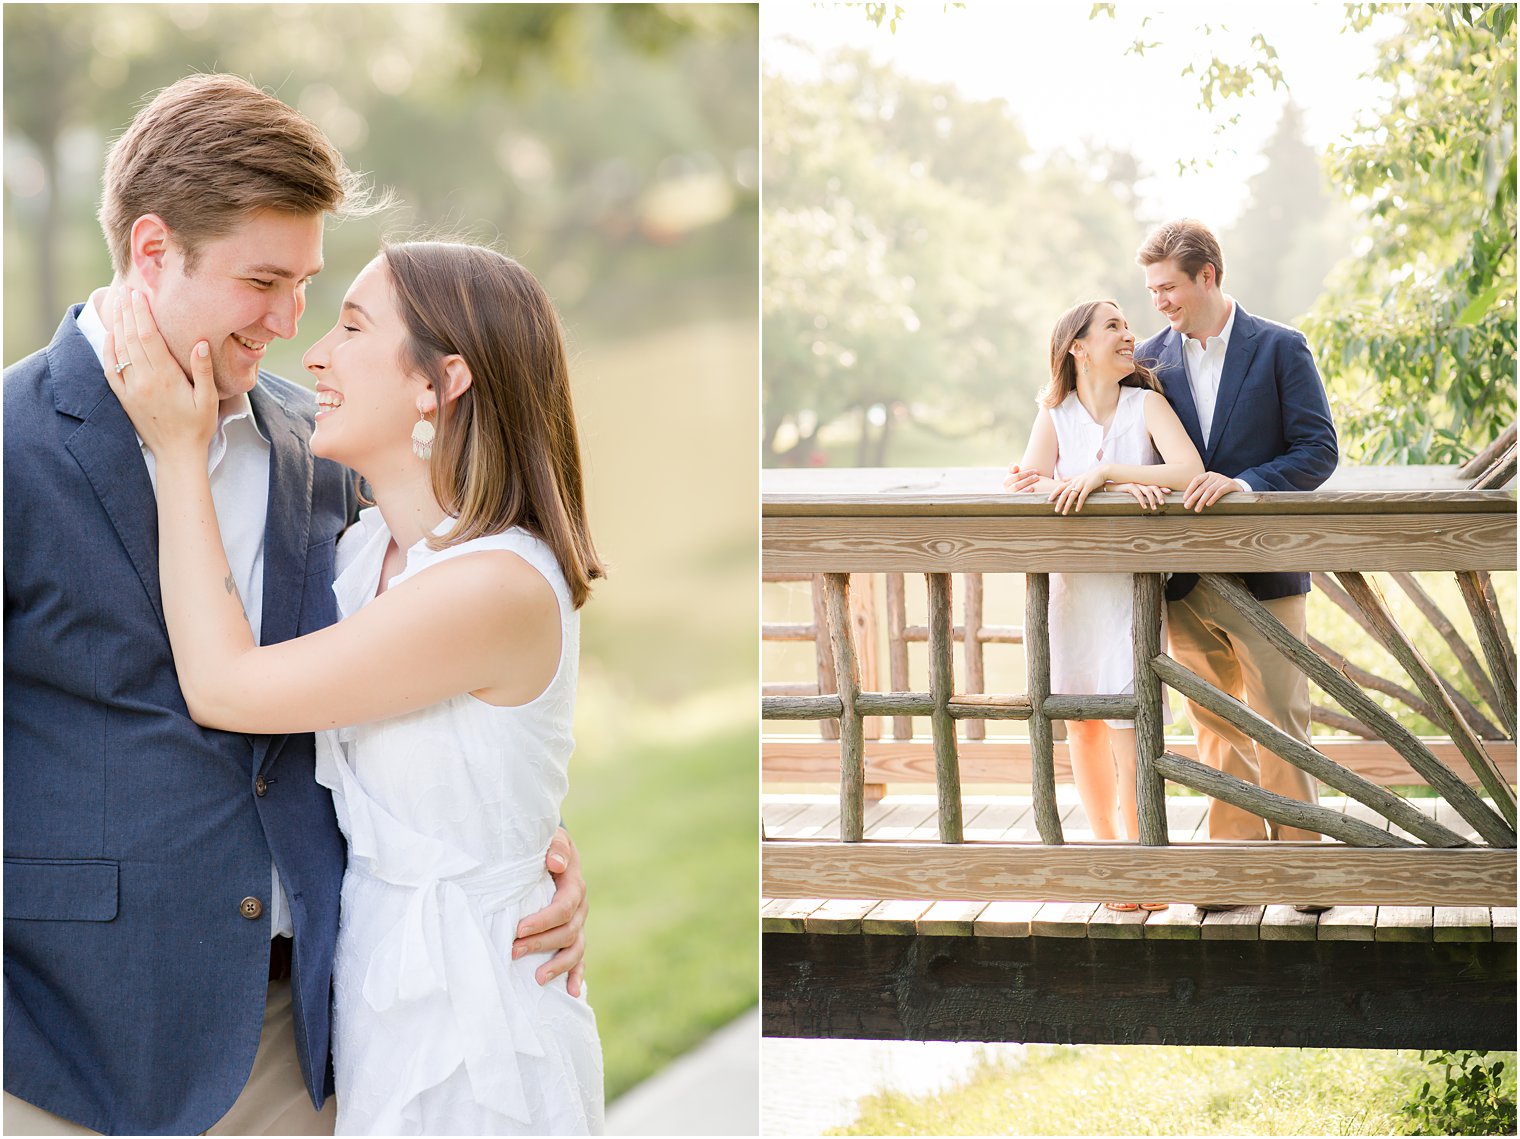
762,932 -> 1517,1050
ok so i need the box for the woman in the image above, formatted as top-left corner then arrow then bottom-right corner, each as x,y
1008,300 -> 1202,907
107,241 -> 605,1134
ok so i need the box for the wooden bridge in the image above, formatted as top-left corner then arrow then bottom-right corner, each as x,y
761,469 -> 1517,1051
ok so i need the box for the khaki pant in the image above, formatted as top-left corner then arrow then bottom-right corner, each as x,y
3,980 -> 336,1136
1167,587 -> 1323,841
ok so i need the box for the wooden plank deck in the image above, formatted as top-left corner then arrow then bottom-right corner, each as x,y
762,791 -> 1507,941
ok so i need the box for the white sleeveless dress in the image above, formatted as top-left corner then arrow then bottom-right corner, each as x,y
316,509 -> 604,1135
1047,385 -> 1170,728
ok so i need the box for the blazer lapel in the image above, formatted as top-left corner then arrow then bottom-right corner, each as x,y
249,379 -> 314,772
1151,330 -> 1206,456
1206,304 -> 1261,467
52,308 -> 167,636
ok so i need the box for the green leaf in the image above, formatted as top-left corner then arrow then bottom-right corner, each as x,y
1457,282 -> 1505,325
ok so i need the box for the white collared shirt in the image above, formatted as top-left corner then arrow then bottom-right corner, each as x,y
1181,297 -> 1237,449
1180,298 -> 1253,493
79,291 -> 293,939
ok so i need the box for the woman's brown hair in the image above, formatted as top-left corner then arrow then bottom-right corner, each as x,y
1038,300 -> 1160,409
382,241 -> 605,608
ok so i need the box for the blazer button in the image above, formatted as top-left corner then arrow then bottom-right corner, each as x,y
255,777 -> 269,797
240,897 -> 263,920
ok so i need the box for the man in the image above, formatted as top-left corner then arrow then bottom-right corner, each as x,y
1006,219 -> 1338,892
4,74 -> 588,1136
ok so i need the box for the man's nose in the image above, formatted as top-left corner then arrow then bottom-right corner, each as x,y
263,291 -> 300,340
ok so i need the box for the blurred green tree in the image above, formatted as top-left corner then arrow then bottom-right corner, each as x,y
1301,3 -> 1516,463
763,47 -> 1148,467
1223,101 -> 1353,325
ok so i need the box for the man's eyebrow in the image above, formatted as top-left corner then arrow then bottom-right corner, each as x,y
244,263 -> 324,279
342,300 -> 372,321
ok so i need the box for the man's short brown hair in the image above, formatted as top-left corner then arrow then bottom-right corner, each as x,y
1135,218 -> 1226,287
98,73 -> 371,273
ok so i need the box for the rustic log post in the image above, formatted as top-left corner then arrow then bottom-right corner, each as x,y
1309,635 -> 1452,731
926,573 -> 964,843
1314,572 -> 1500,740
1469,443 -> 1517,490
1389,570 -> 1504,718
1458,424 -> 1517,477
851,574 -> 881,745
812,574 -> 840,742
1132,572 -> 1168,846
963,573 -> 987,741
1196,573 -> 1515,847
1457,570 -> 1518,737
1311,705 -> 1379,739
1335,571 -> 1517,828
763,694 -> 845,719
1024,572 -> 1064,845
1152,654 -> 1471,848
822,573 -> 865,842
1152,752 -> 1413,848
886,572 -> 912,740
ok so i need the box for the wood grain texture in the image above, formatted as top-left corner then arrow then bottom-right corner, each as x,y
823,573 -> 865,842
810,574 -> 839,742
1201,906 -> 1265,941
1457,570 -> 1519,735
1151,657 -> 1470,848
861,898 -> 933,935
1260,904 -> 1321,941
1134,573 -> 1169,847
973,900 -> 1044,938
763,486 -> 1515,516
763,931 -> 1518,1049
1390,570 -> 1504,721
762,513 -> 1517,574
926,573 -> 964,842
917,899 -> 987,936
964,573 -> 986,741
1196,573 -> 1516,849
761,737 -> 1518,786
1025,573 -> 1063,845
1143,904 -> 1207,940
1152,750 -> 1411,847
803,897 -> 879,935
761,840 -> 1518,906
1318,906 -> 1378,942
1433,906 -> 1493,943
885,572 -> 911,740
1375,906 -> 1434,943
1335,571 -> 1516,825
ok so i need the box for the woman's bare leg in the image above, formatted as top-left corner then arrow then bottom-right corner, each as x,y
1067,719 -> 1120,840
1109,726 -> 1139,841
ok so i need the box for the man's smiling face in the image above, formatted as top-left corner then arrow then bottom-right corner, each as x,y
145,208 -> 325,399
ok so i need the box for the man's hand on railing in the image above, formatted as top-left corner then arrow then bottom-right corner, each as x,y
1003,462 -> 1056,495
1182,470 -> 1247,512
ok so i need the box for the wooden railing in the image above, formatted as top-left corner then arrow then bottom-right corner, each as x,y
762,484 -> 1518,908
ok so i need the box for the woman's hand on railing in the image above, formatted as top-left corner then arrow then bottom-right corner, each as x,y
1049,467 -> 1110,515
1003,463 -> 1056,495
1111,482 -> 1170,512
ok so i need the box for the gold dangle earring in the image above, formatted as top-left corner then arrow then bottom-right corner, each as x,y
411,408 -> 435,460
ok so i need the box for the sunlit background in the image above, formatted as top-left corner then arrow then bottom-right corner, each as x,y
4,2 -> 759,1106
763,1 -> 1514,469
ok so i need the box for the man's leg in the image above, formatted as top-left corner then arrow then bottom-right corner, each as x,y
1228,593 -> 1321,842
1167,590 -> 1268,840
207,980 -> 337,1136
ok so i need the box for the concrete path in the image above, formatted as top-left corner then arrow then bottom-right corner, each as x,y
606,1007 -> 759,1135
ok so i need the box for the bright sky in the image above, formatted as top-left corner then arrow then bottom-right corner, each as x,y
763,1 -> 1401,226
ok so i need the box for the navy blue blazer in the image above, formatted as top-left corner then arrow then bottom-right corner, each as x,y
4,308 -> 357,1134
1135,302 -> 1338,602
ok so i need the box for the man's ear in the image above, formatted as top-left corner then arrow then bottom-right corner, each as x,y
129,215 -> 174,289
1200,262 -> 1217,290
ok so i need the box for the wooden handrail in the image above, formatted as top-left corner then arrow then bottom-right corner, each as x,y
762,480 -> 1518,905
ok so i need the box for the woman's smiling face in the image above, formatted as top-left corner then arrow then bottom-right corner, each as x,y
303,257 -> 430,473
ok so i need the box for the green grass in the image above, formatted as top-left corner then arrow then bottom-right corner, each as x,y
565,718 -> 757,1101
837,1045 -> 1519,1136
